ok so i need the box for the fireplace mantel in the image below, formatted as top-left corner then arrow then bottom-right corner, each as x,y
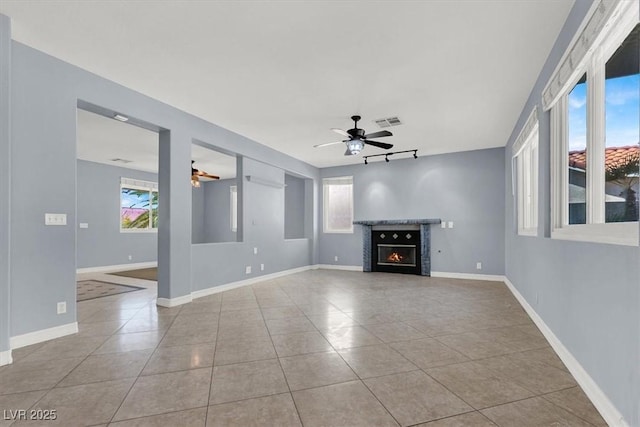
353,219 -> 441,226
353,219 -> 441,276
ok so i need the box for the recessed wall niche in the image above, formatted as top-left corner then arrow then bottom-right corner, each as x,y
284,173 -> 308,239
191,143 -> 239,244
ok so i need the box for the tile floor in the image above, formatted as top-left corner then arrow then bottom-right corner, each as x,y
0,270 -> 607,426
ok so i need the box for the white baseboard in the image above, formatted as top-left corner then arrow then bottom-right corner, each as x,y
503,277 -> 627,427
316,264 -> 363,272
157,294 -> 193,308
431,271 -> 506,282
0,349 -> 12,366
77,261 -> 157,275
10,322 -> 78,350
191,265 -> 315,300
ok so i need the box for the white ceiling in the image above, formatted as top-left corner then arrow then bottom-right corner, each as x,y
77,109 -> 237,179
1,1 -> 574,168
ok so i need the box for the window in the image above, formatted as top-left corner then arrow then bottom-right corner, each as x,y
230,185 -> 237,232
120,178 -> 158,232
323,176 -> 354,233
548,1 -> 639,246
513,109 -> 539,236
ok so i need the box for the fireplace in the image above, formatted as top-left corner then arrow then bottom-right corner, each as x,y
353,219 -> 441,276
372,229 -> 421,274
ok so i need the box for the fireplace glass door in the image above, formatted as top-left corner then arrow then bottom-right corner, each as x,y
377,244 -> 417,267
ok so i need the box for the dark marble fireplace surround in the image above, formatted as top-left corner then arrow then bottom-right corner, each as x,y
353,219 -> 441,276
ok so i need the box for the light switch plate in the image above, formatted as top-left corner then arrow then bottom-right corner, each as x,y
245,266 -> 252,274
79,223 -> 89,229
57,302 -> 66,314
440,222 -> 446,229
448,221 -> 454,228
254,247 -> 258,254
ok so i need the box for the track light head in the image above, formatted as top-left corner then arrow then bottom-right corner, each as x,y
413,150 -> 418,159
364,158 -> 368,165
385,155 -> 389,163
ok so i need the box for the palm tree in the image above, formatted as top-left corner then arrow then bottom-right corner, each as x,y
605,151 -> 639,222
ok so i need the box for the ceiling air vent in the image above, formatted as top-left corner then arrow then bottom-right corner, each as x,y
374,116 -> 403,128
110,158 -> 133,164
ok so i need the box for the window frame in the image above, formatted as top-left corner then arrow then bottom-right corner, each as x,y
119,178 -> 158,233
513,110 -> 539,236
322,176 -> 354,234
550,1 -> 639,247
230,185 -> 237,233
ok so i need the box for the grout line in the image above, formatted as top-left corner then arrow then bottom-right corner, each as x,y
204,294 -> 223,426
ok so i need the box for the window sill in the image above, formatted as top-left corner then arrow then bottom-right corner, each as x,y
552,222 -> 639,247
323,230 -> 354,234
518,228 -> 538,237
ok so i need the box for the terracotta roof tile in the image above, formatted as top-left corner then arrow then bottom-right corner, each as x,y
568,145 -> 639,171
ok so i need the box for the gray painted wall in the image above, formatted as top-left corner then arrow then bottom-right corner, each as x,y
0,15 -> 11,356
76,160 -> 158,268
504,1 -> 639,424
8,33 -> 318,337
191,183 -> 205,244
319,148 -> 505,275
192,158 -> 312,290
285,174 -> 306,239
203,179 -> 237,243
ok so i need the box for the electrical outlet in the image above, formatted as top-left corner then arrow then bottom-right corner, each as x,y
57,301 -> 66,314
448,221 -> 454,228
128,255 -> 133,261
79,223 -> 89,229
254,247 -> 258,255
245,266 -> 251,274
261,263 -> 265,271
334,256 -> 338,262
45,213 -> 67,226
441,222 -> 446,229
476,262 -> 482,270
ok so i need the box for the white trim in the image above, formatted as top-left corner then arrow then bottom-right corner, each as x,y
512,107 -> 538,157
156,294 -> 193,308
430,271 -> 505,282
551,223 -> 639,247
316,264 -> 363,272
0,350 -> 12,366
503,277 -> 628,427
245,175 -> 285,188
10,322 -> 78,349
191,265 -> 315,300
76,261 -> 157,275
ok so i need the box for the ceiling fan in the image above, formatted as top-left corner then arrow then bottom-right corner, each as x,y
314,115 -> 394,156
191,160 -> 219,188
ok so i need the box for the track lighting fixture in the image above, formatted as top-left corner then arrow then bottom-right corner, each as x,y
362,149 -> 418,164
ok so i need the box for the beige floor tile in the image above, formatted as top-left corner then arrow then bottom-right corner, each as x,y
338,344 -> 418,379
322,325 -> 383,349
481,396 -> 593,426
17,378 -> 134,426
307,313 -> 359,332
426,361 -> 534,409
261,306 -> 304,320
206,393 -> 301,427
434,331 -> 545,359
142,344 -> 215,376
292,381 -> 398,427
220,299 -> 259,312
280,351 -> 357,391
414,411 -> 497,426
543,387 -> 607,426
265,317 -> 316,335
390,338 -> 469,369
364,322 -> 427,343
117,316 -> 174,334
0,358 -> 84,395
77,320 -> 127,337
159,326 -> 217,347
94,331 -> 164,354
476,353 -> 576,394
19,336 -> 108,362
0,391 -> 47,427
364,371 -> 473,426
214,336 -> 276,366
109,407 -> 207,427
344,310 -> 396,325
113,368 -> 211,421
209,359 -> 288,404
58,349 -> 153,386
271,331 -> 333,357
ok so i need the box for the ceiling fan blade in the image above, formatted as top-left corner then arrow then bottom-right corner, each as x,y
331,128 -> 350,137
200,172 -> 220,180
364,140 -> 394,150
314,140 -> 346,148
363,130 -> 393,139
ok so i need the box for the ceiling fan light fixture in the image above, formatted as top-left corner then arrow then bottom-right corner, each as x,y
191,175 -> 200,188
347,139 -> 364,155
